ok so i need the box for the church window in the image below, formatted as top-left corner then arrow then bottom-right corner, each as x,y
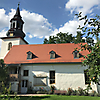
8,42 -> 12,50
73,50 -> 79,58
50,71 -> 55,84
49,50 -> 56,59
27,51 -> 33,59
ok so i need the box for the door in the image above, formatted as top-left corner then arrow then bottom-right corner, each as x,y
21,80 -> 28,93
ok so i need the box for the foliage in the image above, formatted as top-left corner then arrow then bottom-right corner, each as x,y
43,32 -> 85,44
77,87 -> 84,95
27,87 -> 33,94
0,82 -> 20,100
0,59 -> 8,83
50,85 -> 55,94
36,87 -> 49,94
66,88 -> 73,95
75,12 -> 100,88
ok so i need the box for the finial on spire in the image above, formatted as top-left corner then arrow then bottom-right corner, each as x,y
18,2 -> 20,7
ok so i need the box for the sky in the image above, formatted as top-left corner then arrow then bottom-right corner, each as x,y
0,0 -> 100,47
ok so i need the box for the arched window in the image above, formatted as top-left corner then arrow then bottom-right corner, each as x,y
13,22 -> 15,28
8,42 -> 12,50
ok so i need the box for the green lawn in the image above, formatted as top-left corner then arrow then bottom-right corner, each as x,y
2,95 -> 100,100
19,95 -> 100,100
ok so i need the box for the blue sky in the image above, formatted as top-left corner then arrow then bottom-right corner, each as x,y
0,0 -> 100,46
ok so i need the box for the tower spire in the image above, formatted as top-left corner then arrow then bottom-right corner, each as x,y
18,2 -> 20,7
6,4 -> 25,38
14,3 -> 21,18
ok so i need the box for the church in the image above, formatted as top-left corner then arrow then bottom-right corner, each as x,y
0,5 -> 98,93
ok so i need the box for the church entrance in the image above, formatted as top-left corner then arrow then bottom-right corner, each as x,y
21,80 -> 28,93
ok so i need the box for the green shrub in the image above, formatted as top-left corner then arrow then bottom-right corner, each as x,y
50,85 -> 55,94
66,88 -> 73,96
78,87 -> 84,96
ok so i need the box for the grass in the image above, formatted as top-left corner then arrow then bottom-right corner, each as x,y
7,95 -> 100,100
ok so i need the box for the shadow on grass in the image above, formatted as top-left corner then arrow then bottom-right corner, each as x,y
19,96 -> 51,100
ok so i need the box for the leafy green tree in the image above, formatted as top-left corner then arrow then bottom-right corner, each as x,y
0,59 -> 8,82
75,12 -> 100,86
73,31 -> 85,43
43,32 -> 85,44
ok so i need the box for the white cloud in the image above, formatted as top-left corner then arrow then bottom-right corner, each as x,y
51,19 -> 84,36
20,9 -> 53,38
65,0 -> 100,15
0,9 -> 9,29
0,29 -> 7,48
0,8 -> 54,38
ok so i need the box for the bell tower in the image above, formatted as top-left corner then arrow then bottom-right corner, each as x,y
0,4 -> 28,59
6,4 -> 25,38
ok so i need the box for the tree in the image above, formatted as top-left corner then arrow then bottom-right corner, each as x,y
0,59 -> 8,82
43,32 -> 85,44
73,31 -> 85,43
75,12 -> 100,87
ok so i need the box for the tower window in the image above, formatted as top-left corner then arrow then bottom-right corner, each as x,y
27,51 -> 33,59
8,42 -> 12,50
13,22 -> 15,28
49,50 -> 56,59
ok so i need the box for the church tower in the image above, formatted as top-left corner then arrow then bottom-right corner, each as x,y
6,4 -> 25,38
0,4 -> 28,59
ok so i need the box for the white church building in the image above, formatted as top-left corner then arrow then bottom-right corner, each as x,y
0,5 -> 99,93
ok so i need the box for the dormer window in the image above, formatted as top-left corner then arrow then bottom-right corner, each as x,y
49,50 -> 56,59
73,50 -> 79,58
27,51 -> 33,60
8,42 -> 12,50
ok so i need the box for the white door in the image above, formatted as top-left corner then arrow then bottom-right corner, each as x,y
21,80 -> 28,93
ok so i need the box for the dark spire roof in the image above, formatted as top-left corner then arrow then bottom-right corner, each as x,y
10,3 -> 24,23
14,4 -> 21,18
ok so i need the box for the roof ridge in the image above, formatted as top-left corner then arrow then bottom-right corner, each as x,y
12,42 -> 87,47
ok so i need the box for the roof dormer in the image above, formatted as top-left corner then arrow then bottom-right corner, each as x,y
49,50 -> 56,59
27,51 -> 33,60
72,50 -> 79,59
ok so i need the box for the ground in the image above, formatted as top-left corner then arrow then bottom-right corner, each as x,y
4,95 -> 100,100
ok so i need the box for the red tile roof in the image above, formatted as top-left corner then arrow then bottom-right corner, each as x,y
4,43 -> 89,64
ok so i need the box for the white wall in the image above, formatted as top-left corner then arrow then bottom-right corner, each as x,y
20,64 -> 97,91
20,38 -> 27,45
0,38 -> 27,59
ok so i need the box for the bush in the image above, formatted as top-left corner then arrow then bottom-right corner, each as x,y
78,87 -> 84,96
27,87 -> 33,94
66,88 -> 73,96
0,82 -> 20,100
50,85 -> 55,94
90,90 -> 96,96
71,90 -> 78,95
